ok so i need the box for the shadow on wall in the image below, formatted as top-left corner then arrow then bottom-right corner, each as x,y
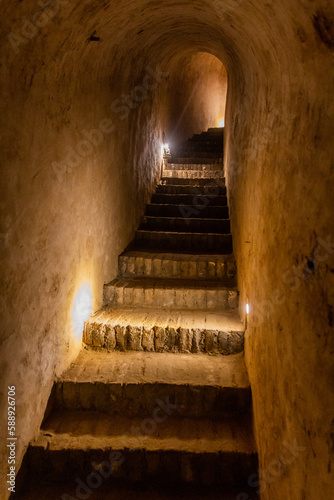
165,51 -> 227,147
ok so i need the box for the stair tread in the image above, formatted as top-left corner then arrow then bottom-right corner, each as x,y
163,168 -> 223,170
142,216 -> 229,222
126,246 -> 232,255
157,184 -> 225,188
87,307 -> 243,332
16,483 -> 259,500
34,411 -> 256,455
136,230 -> 232,236
58,350 -> 249,388
147,204 -> 228,208
107,277 -> 237,290
145,204 -> 229,219
161,177 -> 225,183
120,250 -> 235,261
168,161 -> 223,165
163,170 -> 224,175
151,193 -> 226,198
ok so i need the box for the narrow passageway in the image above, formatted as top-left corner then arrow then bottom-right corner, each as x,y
1,2 -> 333,499
17,127 -> 259,498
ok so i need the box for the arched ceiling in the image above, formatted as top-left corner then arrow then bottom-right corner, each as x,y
3,0 -> 326,87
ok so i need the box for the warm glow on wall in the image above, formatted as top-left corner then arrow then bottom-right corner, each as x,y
161,143 -> 171,158
218,117 -> 225,127
72,282 -> 93,341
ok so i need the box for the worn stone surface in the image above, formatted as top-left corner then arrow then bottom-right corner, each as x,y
23,412 -> 257,486
58,349 -> 250,386
50,349 -> 252,418
103,278 -> 238,310
162,169 -> 224,179
83,307 -> 244,354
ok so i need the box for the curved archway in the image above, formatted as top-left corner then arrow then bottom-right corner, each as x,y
1,2 -> 333,498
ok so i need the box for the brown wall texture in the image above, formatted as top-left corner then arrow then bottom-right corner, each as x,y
0,1 -> 333,499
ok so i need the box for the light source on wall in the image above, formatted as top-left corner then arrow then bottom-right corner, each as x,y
72,282 -> 93,341
245,302 -> 250,330
161,143 -> 171,159
218,118 -> 225,127
163,143 -> 171,155
161,132 -> 171,158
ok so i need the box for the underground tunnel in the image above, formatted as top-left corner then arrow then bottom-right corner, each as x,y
0,0 -> 333,499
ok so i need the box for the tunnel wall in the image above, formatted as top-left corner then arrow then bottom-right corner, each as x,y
0,3 -> 165,494
223,3 -> 334,500
0,1 -> 333,499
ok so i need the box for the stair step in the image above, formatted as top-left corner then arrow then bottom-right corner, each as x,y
162,170 -> 224,179
156,184 -> 226,195
188,139 -> 223,145
145,204 -> 229,219
49,350 -> 251,417
167,161 -> 222,168
104,277 -> 237,310
15,481 -> 260,500
176,144 -> 222,151
161,177 -> 225,186
118,251 -> 236,282
151,193 -> 227,206
171,151 -> 222,157
132,231 -> 233,253
139,217 -> 230,234
27,411 -> 257,486
84,307 -> 243,354
189,137 -> 223,144
191,129 -> 223,137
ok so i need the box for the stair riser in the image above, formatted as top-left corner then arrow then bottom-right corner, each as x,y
188,141 -> 223,147
172,151 -> 222,157
145,205 -> 229,219
132,232 -> 233,254
161,177 -> 225,186
118,254 -> 236,282
163,170 -> 224,179
139,218 -> 230,234
53,382 -> 251,418
189,139 -> 223,144
156,184 -> 226,195
190,134 -> 223,141
84,322 -> 244,355
167,162 -> 222,168
151,194 -> 227,206
103,284 -> 238,311
26,447 -> 257,487
177,143 -> 222,149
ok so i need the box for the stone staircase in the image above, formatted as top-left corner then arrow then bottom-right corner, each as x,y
17,128 -> 258,499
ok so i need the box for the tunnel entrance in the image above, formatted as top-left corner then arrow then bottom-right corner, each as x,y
164,52 -> 228,150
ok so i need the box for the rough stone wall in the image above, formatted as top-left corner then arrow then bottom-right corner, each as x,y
0,3 -> 164,496
223,3 -> 334,499
0,1 -> 333,499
